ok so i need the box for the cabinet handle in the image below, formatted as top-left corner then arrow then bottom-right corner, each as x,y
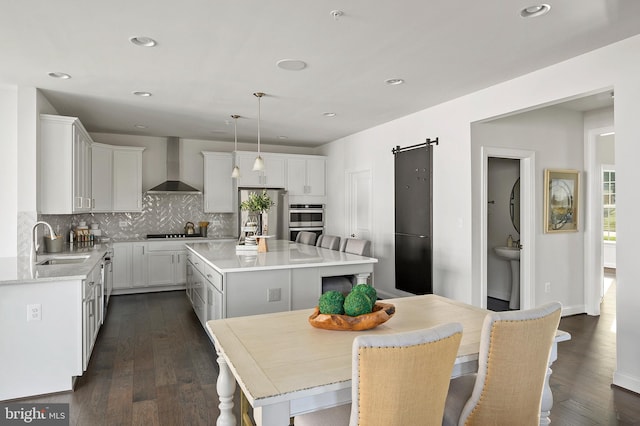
207,274 -> 213,279
92,198 -> 95,208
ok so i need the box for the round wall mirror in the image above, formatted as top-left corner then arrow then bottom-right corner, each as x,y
510,178 -> 520,233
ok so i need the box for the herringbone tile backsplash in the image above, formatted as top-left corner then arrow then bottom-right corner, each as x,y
41,194 -> 236,241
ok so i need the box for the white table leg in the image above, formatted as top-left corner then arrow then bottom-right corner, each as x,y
216,347 -> 237,426
540,341 -> 558,426
253,402 -> 291,426
355,273 -> 370,285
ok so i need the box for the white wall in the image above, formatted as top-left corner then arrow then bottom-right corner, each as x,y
319,35 -> 640,394
473,106 -> 586,311
0,86 -> 18,257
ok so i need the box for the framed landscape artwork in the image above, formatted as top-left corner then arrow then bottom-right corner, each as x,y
544,169 -> 580,233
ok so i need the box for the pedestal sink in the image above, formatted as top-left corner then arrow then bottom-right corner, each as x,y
494,246 -> 521,309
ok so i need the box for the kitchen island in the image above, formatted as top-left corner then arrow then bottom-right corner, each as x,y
185,240 -> 378,323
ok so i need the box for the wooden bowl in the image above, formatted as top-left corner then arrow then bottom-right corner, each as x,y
308,302 -> 396,331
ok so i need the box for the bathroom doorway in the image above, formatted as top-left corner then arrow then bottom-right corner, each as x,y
487,157 -> 521,311
480,146 -> 535,311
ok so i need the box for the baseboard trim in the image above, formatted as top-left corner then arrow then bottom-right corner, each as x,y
560,304 -> 585,317
613,371 -> 640,395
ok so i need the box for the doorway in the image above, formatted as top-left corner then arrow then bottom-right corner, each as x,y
487,157 -> 520,310
480,147 -> 535,311
584,127 -> 616,315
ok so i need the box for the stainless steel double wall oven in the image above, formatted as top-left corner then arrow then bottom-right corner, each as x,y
288,204 -> 324,241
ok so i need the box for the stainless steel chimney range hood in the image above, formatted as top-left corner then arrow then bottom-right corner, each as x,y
146,137 -> 202,194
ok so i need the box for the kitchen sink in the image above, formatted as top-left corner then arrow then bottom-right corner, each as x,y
37,255 -> 90,265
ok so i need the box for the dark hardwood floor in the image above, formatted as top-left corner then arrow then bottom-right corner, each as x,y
550,276 -> 640,425
14,276 -> 640,425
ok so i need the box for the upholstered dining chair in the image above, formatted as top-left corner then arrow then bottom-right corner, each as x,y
295,231 -> 317,246
316,234 -> 341,250
442,302 -> 562,426
295,322 -> 463,426
339,238 -> 372,257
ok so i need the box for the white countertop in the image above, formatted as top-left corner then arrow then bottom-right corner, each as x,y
186,239 -> 378,274
0,244 -> 110,285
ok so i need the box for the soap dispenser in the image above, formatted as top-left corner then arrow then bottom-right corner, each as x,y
507,234 -> 513,248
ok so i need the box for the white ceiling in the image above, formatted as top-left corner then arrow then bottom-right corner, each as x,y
1,1 -> 637,147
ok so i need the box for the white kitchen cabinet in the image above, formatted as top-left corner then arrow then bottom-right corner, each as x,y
113,241 -> 187,293
91,143 -> 113,212
131,242 -> 147,288
113,147 -> 144,211
235,151 -> 286,188
82,262 -> 102,370
91,144 -> 144,213
286,156 -> 326,196
112,243 -> 132,289
39,114 -> 93,214
202,152 -> 235,213
187,254 -> 222,326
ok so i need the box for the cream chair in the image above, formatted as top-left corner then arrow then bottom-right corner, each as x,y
316,234 -> 341,250
339,238 -> 371,257
442,302 -> 562,426
295,231 -> 317,246
295,322 -> 463,426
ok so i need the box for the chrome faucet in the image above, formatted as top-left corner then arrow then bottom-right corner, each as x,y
31,221 -> 57,265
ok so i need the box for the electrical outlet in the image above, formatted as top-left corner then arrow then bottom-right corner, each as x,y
27,304 -> 41,321
119,221 -> 128,227
267,288 -> 281,302
545,282 -> 551,293
211,220 -> 222,226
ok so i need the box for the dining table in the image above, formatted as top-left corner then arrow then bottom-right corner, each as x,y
206,294 -> 570,426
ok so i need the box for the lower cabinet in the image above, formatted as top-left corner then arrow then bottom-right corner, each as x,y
187,254 -> 223,326
82,263 -> 102,370
112,241 -> 187,293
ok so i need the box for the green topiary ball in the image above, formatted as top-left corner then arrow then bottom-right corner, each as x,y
351,284 -> 377,307
344,292 -> 373,316
319,290 -> 346,315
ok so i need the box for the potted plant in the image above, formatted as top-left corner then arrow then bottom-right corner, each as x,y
240,190 -> 274,235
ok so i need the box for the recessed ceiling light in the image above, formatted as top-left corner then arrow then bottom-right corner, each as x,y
48,72 -> 71,79
278,135 -> 288,140
323,112 -> 336,117
210,130 -> 226,134
385,78 -> 405,86
129,36 -> 157,47
132,91 -> 152,97
276,59 -> 307,71
330,10 -> 344,20
520,4 -> 551,18
134,124 -> 147,129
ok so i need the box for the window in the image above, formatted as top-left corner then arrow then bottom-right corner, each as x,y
603,169 -> 616,242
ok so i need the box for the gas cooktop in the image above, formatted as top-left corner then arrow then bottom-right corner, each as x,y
146,233 -> 202,239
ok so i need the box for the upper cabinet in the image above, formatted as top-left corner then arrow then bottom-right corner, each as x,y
92,143 -> 145,213
112,147 -> 144,211
286,156 -> 326,196
202,152 -> 235,213
40,114 -> 93,214
91,143 -> 113,211
234,152 -> 286,188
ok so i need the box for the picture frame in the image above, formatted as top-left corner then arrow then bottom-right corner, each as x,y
544,169 -> 580,233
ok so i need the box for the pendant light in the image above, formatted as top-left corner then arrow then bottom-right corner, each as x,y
253,92 -> 265,171
230,114 -> 241,178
